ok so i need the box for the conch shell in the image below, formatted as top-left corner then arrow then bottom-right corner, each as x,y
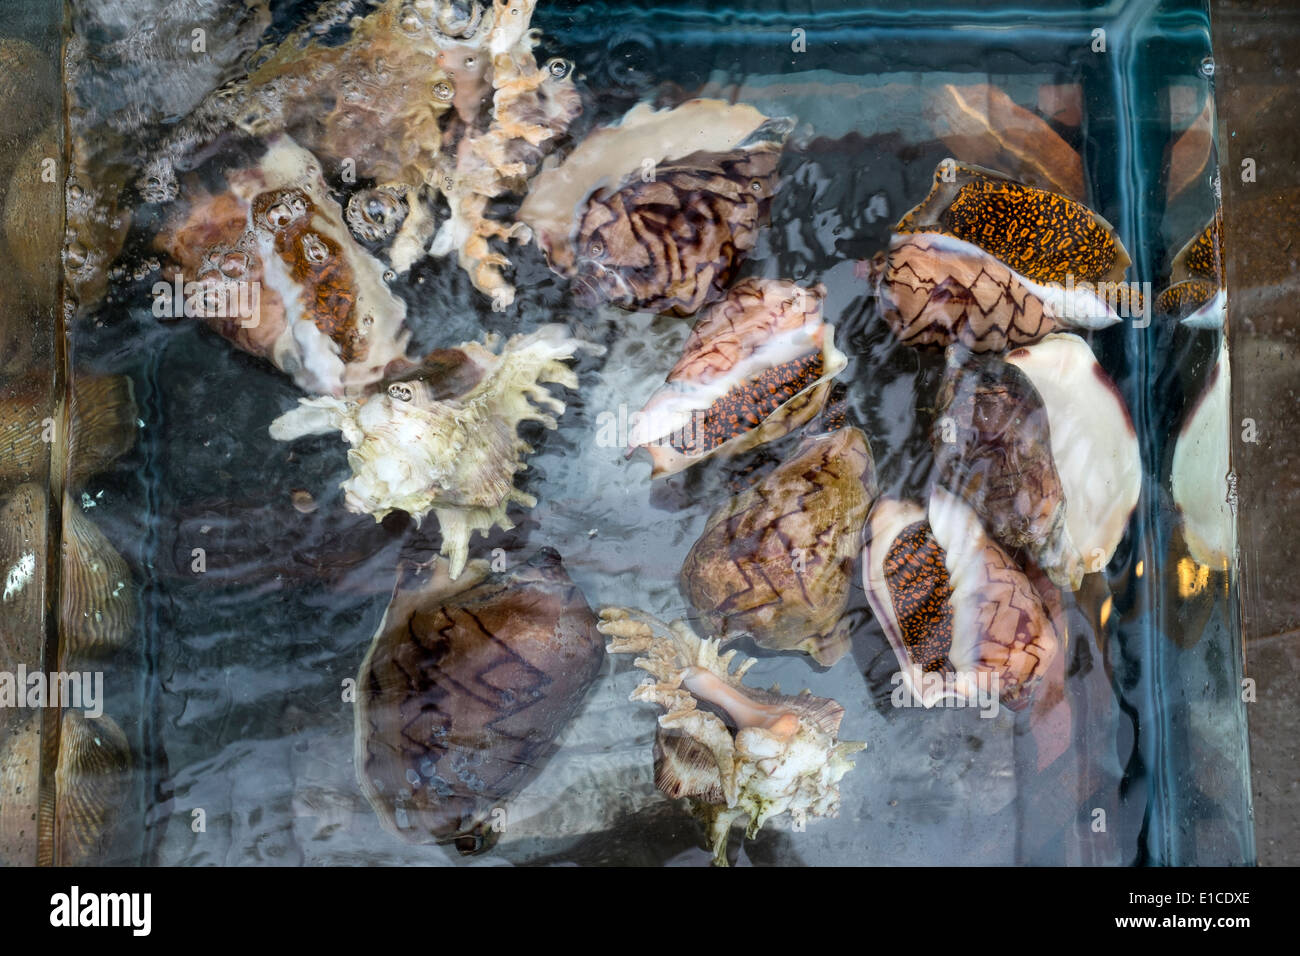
1171,339 -> 1232,568
1005,333 -> 1141,573
933,350 -> 1084,589
270,325 -> 600,578
629,279 -> 846,476
896,163 -> 1132,286
599,607 -> 864,866
155,135 -> 409,397
863,489 -> 1062,709
521,99 -> 791,315
355,550 -> 604,853
1156,214 -> 1225,329
681,425 -> 877,666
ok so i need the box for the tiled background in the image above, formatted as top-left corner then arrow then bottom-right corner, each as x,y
1212,0 -> 1300,867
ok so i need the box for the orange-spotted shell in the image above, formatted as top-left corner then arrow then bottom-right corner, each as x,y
1156,213 -> 1225,327
896,162 -> 1132,286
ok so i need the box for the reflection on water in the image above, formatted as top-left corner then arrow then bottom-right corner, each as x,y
0,0 -> 1252,866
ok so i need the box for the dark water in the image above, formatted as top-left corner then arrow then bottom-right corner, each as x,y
3,0 -> 1250,865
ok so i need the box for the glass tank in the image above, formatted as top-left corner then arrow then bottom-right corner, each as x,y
0,0 -> 1250,867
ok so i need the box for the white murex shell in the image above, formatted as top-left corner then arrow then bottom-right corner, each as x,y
270,325 -> 601,578
599,606 -> 864,866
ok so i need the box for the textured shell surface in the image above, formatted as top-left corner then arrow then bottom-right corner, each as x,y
895,162 -> 1132,286
354,549 -> 605,853
933,349 -> 1084,589
54,710 -> 131,866
599,607 -> 864,866
1005,333 -> 1141,571
0,483 -> 46,668
0,374 -> 137,494
270,324 -> 600,578
862,491 -> 1062,709
61,496 -> 137,663
521,99 -> 791,315
681,425 -> 877,666
629,278 -> 847,476
868,232 -> 1120,353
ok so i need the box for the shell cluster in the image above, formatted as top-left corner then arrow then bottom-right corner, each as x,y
856,165 -> 1145,708
9,0 -> 1232,867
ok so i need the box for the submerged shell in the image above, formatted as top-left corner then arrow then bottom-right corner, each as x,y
0,712 -> 43,866
1157,214 -> 1225,328
896,162 -> 1132,286
0,484 -> 45,665
863,491 -> 1061,709
355,550 -> 605,853
155,135 -> 409,397
62,497 -> 136,662
0,39 -> 57,147
521,99 -> 791,315
0,374 -> 137,492
3,128 -> 62,298
1172,340 -> 1232,568
599,607 -> 864,866
681,426 -> 877,666
270,325 -> 600,578
867,232 -> 1120,352
1005,333 -> 1141,573
934,350 -> 1084,589
629,279 -> 846,476
0,710 -> 131,866
54,710 -> 131,866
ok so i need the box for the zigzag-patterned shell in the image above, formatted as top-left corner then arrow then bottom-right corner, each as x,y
354,550 -> 604,854
681,426 -> 877,666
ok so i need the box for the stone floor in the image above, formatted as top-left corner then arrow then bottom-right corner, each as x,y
1211,0 -> 1300,866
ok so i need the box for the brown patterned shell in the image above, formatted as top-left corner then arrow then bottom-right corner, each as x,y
53,710 -> 131,866
933,351 -> 1083,590
573,144 -> 782,316
631,279 -> 847,476
0,483 -> 45,666
680,427 -> 877,666
881,519 -> 956,675
0,373 -> 137,491
355,548 -> 605,853
868,233 -> 1063,352
61,497 -> 137,662
0,710 -> 131,866
896,162 -> 1131,285
926,83 -> 1085,201
863,494 -> 1060,709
